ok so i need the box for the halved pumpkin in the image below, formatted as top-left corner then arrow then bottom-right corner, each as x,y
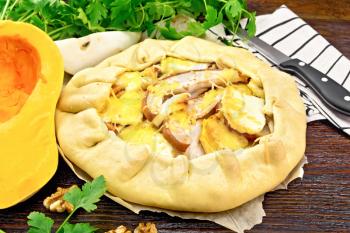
0,21 -> 64,209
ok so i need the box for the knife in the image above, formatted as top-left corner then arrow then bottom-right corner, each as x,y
237,28 -> 350,116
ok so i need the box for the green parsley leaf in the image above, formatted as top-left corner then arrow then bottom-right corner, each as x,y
158,15 -> 207,40
4,0 -> 257,40
0,0 -> 6,8
159,25 -> 183,40
189,0 -> 205,17
76,8 -> 89,26
62,223 -> 97,233
0,229 -> 6,233
27,212 -> 54,233
146,2 -> 174,21
224,0 -> 243,21
64,175 -> 106,212
202,5 -> 222,29
187,21 -> 206,36
0,0 -> 8,20
30,15 -> 46,30
86,0 -> 107,26
76,7 -> 105,32
16,0 -> 42,12
246,11 -> 256,37
238,0 -> 248,9
109,0 -> 132,26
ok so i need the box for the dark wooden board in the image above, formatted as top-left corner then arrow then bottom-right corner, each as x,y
1,1 -> 349,232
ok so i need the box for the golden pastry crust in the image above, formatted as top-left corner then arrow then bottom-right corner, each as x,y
56,37 -> 306,212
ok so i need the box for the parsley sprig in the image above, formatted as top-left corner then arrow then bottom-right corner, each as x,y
0,0 -> 256,40
27,176 -> 106,233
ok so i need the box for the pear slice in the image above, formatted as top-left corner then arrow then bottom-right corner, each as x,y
142,91 -> 162,121
151,93 -> 189,127
144,69 -> 243,120
162,111 -> 196,152
184,121 -> 205,159
199,114 -> 248,154
221,86 -> 266,134
56,31 -> 141,75
247,78 -> 265,98
142,92 -> 189,122
160,57 -> 211,77
188,88 -> 223,119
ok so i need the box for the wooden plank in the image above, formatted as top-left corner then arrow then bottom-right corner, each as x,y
248,0 -> 350,20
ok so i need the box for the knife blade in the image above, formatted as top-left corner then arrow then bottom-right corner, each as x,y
237,28 -> 350,116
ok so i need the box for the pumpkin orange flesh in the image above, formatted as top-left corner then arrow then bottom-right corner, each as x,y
0,36 -> 40,122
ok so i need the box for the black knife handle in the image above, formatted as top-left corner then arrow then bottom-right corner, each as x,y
279,59 -> 350,115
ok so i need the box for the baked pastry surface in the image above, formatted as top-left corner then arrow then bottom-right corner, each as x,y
56,36 -> 306,212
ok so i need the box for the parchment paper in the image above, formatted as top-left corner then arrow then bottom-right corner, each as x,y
58,146 -> 307,232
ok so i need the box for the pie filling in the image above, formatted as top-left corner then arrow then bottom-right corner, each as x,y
100,57 -> 272,159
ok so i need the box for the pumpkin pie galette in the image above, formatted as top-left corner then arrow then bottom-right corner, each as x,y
56,36 -> 306,212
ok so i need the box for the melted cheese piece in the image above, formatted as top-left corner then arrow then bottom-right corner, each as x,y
115,72 -> 143,92
119,122 -> 175,157
188,89 -> 223,118
102,90 -> 144,125
229,84 -> 252,95
152,93 -> 189,127
199,89 -> 221,109
200,115 -> 248,153
141,66 -> 159,88
160,57 -> 209,76
247,79 -> 265,98
167,111 -> 195,139
102,72 -> 146,125
222,86 -> 266,134
146,82 -> 182,116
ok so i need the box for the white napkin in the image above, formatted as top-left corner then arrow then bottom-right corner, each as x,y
209,5 -> 350,135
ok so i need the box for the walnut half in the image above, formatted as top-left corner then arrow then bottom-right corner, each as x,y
105,225 -> 132,233
43,185 -> 77,213
134,222 -> 158,233
106,223 -> 157,233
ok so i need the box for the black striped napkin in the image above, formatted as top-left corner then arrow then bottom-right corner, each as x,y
208,5 -> 350,136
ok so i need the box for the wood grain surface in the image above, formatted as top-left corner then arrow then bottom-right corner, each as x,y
1,0 -> 350,232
